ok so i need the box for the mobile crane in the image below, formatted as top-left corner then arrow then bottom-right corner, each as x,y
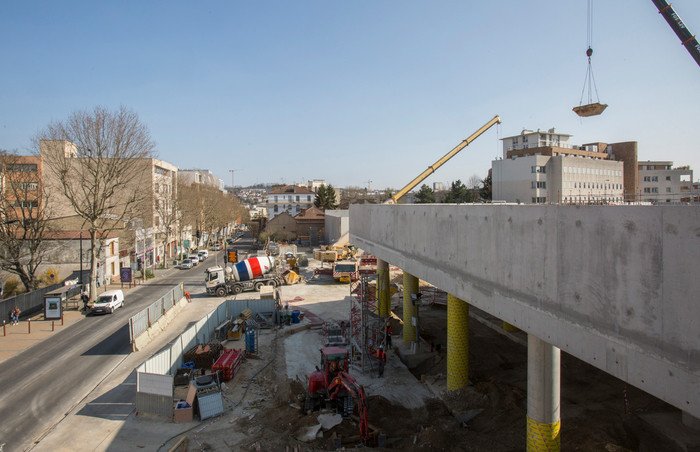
652,0 -> 700,68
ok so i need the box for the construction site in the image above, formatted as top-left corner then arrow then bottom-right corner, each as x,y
97,246 -> 683,452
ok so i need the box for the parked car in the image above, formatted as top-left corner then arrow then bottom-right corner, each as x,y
198,250 -> 209,261
188,254 -> 200,265
91,290 -> 125,314
180,259 -> 193,269
212,243 -> 222,251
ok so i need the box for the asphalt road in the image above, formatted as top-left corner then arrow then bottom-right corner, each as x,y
0,243 -> 245,452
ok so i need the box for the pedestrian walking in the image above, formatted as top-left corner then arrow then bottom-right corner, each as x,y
81,290 -> 90,313
11,305 -> 20,325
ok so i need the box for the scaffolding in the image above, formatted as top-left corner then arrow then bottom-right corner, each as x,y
349,274 -> 385,374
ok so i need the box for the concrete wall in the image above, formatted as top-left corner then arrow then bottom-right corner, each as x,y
324,210 -> 349,244
350,203 -> 700,418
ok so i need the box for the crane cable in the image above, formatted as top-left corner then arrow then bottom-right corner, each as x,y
578,0 -> 602,106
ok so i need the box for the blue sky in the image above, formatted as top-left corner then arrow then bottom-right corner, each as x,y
1,1 -> 699,189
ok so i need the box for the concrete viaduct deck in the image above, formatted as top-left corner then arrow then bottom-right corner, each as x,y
350,203 -> 699,447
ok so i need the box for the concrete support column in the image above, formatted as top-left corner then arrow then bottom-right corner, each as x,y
402,272 -> 418,344
447,294 -> 469,390
527,334 -> 561,452
377,259 -> 390,318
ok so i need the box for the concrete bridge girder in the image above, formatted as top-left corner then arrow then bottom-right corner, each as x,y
350,204 -> 700,419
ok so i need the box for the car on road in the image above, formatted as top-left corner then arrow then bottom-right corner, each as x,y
91,290 -> 125,314
188,254 -> 200,265
198,250 -> 209,261
212,243 -> 222,251
180,259 -> 193,269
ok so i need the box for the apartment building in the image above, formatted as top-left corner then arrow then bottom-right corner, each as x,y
0,154 -> 43,221
38,140 -> 179,269
179,169 -> 225,192
266,185 -> 315,219
493,129 -> 633,204
637,161 -> 694,203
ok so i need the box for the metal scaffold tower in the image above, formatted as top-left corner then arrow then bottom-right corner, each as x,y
349,274 -> 384,374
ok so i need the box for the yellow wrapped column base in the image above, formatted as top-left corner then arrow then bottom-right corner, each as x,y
526,416 -> 560,452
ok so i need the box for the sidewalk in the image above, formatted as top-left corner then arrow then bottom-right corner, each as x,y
0,265 -> 181,364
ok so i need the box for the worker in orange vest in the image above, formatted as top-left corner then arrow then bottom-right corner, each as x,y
385,322 -> 393,348
376,345 -> 386,377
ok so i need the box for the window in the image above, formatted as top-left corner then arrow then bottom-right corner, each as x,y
110,242 -> 116,255
14,200 -> 38,208
666,187 -> 672,193
7,163 -> 37,172
11,182 -> 38,191
296,195 -> 300,202
531,197 -> 547,204
666,176 -> 671,181
531,166 -> 546,173
531,181 -> 547,189
643,187 -> 659,193
652,176 -> 658,182
307,195 -> 312,201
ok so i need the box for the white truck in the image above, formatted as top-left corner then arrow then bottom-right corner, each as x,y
205,256 -> 284,296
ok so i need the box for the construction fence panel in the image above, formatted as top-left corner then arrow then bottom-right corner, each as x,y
136,372 -> 173,418
169,337 -> 183,373
147,298 -> 163,325
194,317 -> 209,344
129,310 -> 149,342
142,347 -> 172,375
162,290 -> 174,312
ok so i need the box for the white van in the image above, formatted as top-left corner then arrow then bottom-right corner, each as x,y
198,250 -> 209,261
91,290 -> 125,314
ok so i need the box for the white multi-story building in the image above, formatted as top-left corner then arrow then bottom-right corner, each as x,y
266,185 -> 315,219
493,129 -> 630,204
179,169 -> 225,192
637,161 -> 693,203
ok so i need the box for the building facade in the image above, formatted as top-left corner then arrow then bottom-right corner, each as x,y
637,161 -> 694,203
493,129 -> 634,204
266,185 -> 315,219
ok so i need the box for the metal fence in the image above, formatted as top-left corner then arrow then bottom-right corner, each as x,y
134,296 -> 275,418
0,282 -> 77,323
128,282 -> 184,343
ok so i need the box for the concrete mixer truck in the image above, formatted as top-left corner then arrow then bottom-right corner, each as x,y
205,256 -> 284,297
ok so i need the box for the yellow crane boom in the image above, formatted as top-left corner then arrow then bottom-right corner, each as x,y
388,115 -> 502,204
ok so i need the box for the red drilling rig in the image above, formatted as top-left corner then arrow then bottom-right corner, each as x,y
304,346 -> 376,445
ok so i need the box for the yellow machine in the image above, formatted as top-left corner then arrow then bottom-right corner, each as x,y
387,115 -> 501,204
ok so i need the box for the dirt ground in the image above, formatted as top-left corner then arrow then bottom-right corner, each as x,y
158,265 -> 684,452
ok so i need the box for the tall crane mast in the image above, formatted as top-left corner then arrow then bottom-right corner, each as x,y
651,0 -> 700,67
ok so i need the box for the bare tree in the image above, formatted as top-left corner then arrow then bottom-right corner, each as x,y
38,106 -> 156,299
0,151 -> 54,291
154,193 -> 181,268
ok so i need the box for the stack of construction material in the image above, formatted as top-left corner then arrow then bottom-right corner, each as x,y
183,341 -> 223,369
212,348 -> 243,381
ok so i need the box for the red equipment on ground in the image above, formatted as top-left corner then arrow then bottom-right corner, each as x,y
212,348 -> 243,381
305,347 -> 371,445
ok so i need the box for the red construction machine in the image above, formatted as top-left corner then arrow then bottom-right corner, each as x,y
304,346 -> 373,445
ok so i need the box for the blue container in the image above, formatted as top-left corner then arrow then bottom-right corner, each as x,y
291,310 -> 301,324
246,329 -> 255,352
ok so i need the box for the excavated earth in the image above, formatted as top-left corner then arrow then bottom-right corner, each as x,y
158,265 -> 680,452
